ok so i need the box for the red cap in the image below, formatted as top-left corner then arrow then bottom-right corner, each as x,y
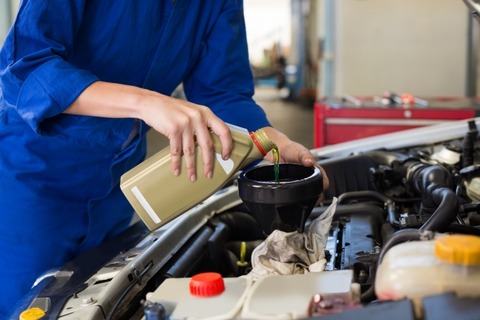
189,272 -> 225,297
249,131 -> 267,156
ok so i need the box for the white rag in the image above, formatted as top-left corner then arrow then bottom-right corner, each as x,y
247,198 -> 338,282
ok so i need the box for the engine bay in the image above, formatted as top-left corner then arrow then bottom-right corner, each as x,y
14,119 -> 480,319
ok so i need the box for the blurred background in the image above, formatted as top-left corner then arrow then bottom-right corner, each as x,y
1,0 -> 479,151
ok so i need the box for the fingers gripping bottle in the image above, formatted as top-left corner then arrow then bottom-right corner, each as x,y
121,124 -> 276,231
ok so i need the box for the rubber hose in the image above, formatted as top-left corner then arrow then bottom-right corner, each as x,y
419,187 -> 459,232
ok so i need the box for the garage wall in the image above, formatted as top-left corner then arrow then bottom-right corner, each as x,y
0,0 -> 19,43
330,0 -> 470,97
244,0 -> 291,65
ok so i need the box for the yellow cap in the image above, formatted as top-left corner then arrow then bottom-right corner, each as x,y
435,234 -> 480,265
19,307 -> 45,320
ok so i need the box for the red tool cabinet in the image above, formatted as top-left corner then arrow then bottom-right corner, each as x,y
314,97 -> 480,148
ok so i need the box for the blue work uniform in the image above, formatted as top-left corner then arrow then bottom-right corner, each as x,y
0,0 -> 271,316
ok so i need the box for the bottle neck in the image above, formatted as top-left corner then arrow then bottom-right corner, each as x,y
249,129 -> 276,156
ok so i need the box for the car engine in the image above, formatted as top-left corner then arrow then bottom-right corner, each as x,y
13,119 -> 480,320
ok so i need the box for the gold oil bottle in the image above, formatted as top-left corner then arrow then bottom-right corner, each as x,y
121,124 -> 275,230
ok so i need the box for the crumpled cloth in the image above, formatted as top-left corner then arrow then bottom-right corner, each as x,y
247,198 -> 337,282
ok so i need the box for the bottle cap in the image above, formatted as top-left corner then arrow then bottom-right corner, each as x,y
19,308 -> 45,320
250,129 -> 276,156
435,234 -> 480,265
189,272 -> 225,297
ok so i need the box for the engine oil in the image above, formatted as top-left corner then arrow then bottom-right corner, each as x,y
375,234 -> 480,315
120,124 -> 276,230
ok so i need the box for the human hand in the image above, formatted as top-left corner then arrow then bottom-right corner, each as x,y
140,93 -> 232,182
260,126 -> 330,191
67,82 -> 232,181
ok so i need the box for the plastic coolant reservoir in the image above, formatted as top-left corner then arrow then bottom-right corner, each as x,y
240,270 -> 358,319
375,234 -> 480,313
145,270 -> 357,320
145,273 -> 250,320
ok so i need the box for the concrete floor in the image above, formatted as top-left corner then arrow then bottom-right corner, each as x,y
146,86 -> 315,157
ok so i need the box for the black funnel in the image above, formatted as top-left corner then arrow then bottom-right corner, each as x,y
237,164 -> 323,236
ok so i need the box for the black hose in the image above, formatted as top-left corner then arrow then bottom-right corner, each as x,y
335,190 -> 403,227
419,186 -> 460,232
337,190 -> 390,205
462,120 -> 477,167
408,164 -> 453,195
217,211 -> 264,240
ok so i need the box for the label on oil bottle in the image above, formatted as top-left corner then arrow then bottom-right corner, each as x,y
215,153 -> 234,175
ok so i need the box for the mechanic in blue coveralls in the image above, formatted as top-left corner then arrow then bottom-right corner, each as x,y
0,0 -> 329,317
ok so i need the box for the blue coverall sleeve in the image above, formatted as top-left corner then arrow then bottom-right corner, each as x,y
182,0 -> 272,133
0,0 -> 98,134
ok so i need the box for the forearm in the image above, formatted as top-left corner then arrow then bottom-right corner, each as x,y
65,80 -> 233,182
65,81 -> 157,120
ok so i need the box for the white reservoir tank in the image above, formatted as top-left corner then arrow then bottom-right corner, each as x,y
375,234 -> 480,315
